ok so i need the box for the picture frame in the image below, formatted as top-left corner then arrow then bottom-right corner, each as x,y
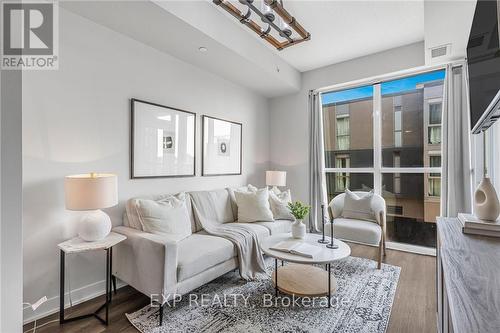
131,98 -> 196,179
202,115 -> 242,176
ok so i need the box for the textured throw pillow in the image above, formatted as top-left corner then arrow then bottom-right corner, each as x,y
227,184 -> 257,217
234,187 -> 274,222
342,189 -> 376,222
269,189 -> 294,220
134,192 -> 192,239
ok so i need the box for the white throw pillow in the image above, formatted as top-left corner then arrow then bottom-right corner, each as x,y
269,189 -> 294,220
227,184 -> 257,217
234,188 -> 274,222
342,189 -> 376,222
134,192 -> 192,239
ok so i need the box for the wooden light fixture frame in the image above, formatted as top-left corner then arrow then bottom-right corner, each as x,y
213,0 -> 311,50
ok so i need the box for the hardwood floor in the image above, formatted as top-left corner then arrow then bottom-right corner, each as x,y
24,243 -> 436,333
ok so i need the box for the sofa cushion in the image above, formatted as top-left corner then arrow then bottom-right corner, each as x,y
234,188 -> 274,222
269,189 -> 294,220
328,218 -> 381,245
132,193 -> 192,240
230,222 -> 270,241
189,189 -> 234,226
177,232 -> 237,281
227,184 -> 257,217
255,220 -> 292,235
125,192 -> 197,232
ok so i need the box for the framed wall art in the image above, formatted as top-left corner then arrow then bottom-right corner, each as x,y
131,98 -> 196,178
202,115 -> 242,176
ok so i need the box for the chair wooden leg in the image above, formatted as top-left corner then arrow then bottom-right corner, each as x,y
382,233 -> 387,257
377,240 -> 383,269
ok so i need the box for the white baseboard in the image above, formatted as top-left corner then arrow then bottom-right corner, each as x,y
23,279 -> 127,325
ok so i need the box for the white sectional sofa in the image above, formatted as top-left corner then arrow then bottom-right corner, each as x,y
112,187 -> 293,325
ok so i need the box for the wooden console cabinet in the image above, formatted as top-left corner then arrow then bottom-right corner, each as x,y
436,218 -> 500,333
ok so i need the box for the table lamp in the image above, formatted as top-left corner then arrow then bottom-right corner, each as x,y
266,170 -> 286,191
64,173 -> 118,241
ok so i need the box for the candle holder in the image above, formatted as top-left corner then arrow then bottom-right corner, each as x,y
326,214 -> 338,249
318,204 -> 329,244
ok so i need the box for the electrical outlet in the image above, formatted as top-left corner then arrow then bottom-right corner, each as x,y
31,296 -> 47,311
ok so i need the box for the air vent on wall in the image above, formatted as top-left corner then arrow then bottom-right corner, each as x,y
430,44 -> 450,58
468,35 -> 485,48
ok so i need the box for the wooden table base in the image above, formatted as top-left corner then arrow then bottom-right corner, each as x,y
271,264 -> 337,297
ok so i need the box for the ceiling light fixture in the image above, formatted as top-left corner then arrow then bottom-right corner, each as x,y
213,0 -> 310,50
198,46 -> 208,53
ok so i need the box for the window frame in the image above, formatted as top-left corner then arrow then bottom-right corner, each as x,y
321,68 -> 444,213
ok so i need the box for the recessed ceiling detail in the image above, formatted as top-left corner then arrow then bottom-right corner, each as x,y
213,0 -> 310,50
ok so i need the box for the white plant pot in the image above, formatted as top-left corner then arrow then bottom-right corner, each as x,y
291,219 -> 306,239
474,177 -> 500,221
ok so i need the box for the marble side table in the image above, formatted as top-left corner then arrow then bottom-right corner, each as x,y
58,232 -> 126,326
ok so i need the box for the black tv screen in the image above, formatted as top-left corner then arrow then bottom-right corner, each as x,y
467,0 -> 500,130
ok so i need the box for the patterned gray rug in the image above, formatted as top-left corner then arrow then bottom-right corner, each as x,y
126,256 -> 400,333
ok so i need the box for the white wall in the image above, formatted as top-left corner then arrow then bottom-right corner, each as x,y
1,64 -> 24,332
22,8 -> 270,322
269,42 -> 425,203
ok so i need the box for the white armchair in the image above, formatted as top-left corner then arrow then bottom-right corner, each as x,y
324,191 -> 387,269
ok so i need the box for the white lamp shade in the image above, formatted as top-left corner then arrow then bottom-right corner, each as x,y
65,173 -> 118,211
266,171 -> 286,187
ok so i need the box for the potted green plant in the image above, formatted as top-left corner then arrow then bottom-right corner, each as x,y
287,201 -> 311,239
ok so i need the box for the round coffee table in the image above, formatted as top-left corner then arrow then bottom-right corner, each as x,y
260,233 -> 351,307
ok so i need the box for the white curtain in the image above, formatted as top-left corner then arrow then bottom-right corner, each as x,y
308,91 -> 328,232
441,63 -> 473,216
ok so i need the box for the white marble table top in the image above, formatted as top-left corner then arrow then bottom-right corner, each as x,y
260,233 -> 351,264
58,232 -> 126,254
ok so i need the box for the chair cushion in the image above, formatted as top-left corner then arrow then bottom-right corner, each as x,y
177,232 -> 237,281
230,222 -> 270,241
255,220 -> 292,235
343,190 -> 376,222
328,218 -> 382,245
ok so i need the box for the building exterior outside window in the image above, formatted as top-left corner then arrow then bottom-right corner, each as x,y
336,115 -> 350,150
335,155 -> 350,191
322,70 -> 445,248
428,155 -> 441,197
428,102 -> 442,144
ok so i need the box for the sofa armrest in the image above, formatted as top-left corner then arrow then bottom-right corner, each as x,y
112,226 -> 178,302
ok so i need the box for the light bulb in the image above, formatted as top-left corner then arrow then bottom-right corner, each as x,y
278,16 -> 292,37
261,1 -> 275,22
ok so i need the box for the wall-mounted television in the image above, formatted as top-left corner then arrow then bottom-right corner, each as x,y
467,0 -> 500,133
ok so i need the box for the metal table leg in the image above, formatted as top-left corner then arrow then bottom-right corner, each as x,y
327,263 -> 331,308
275,258 -> 278,296
59,250 -> 65,324
60,248 -> 111,325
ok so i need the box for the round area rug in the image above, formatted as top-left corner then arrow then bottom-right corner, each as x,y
126,256 -> 400,333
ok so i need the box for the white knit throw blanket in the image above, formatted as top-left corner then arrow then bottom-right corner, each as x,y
189,193 -> 266,281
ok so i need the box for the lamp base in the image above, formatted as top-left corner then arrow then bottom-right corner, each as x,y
78,210 -> 112,242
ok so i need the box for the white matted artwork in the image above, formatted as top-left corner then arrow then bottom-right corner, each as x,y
202,115 -> 242,176
131,99 -> 195,178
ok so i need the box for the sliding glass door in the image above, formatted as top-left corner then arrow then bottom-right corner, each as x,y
321,69 -> 445,248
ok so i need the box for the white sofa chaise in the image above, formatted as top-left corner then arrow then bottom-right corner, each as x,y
112,188 -> 292,325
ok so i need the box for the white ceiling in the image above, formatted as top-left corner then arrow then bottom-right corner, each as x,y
61,0 -> 475,98
270,1 -> 425,72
